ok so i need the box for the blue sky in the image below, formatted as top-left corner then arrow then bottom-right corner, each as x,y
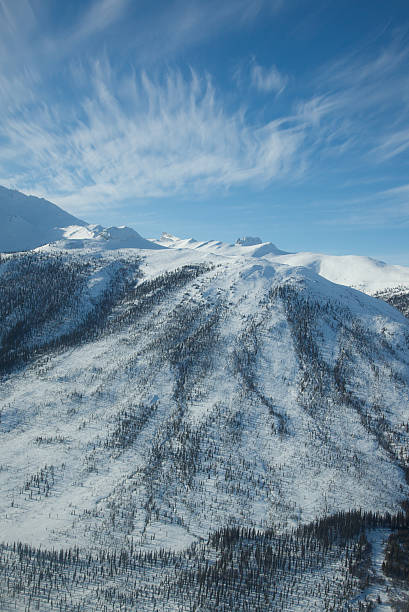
1,0 -> 409,262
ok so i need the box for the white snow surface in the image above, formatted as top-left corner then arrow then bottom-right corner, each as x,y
270,250 -> 409,294
2,188 -> 409,609
154,232 -> 287,258
54,225 -> 165,251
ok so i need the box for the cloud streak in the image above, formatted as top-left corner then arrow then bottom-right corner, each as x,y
305,35 -> 409,161
251,62 -> 287,94
0,63 -> 304,214
1,2 -> 409,228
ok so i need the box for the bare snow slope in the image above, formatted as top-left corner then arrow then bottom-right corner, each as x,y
270,251 -> 409,295
53,225 -> 165,251
0,246 -> 408,556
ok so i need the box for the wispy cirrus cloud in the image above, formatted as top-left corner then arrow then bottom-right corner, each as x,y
301,34 -> 409,161
0,0 -> 294,217
0,0 -> 130,76
3,38 -> 409,217
1,0 -> 409,232
250,62 -> 287,94
0,0 -> 271,80
371,128 -> 409,161
314,181 -> 409,230
73,0 -> 131,40
126,0 -> 283,64
0,62 -> 304,214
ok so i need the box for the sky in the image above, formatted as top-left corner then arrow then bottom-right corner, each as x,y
1,0 -> 409,263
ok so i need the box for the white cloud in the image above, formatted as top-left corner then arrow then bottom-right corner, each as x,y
63,0 -> 130,51
371,128 -> 409,161
0,0 -> 129,88
0,0 -> 270,83
0,64 -> 304,214
1,4 -> 409,221
308,38 -> 409,159
251,62 -> 287,94
314,182 -> 409,229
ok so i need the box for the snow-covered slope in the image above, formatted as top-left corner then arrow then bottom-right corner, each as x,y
0,244 -> 409,609
375,285 -> 409,319
2,188 -> 409,609
54,225 -> 165,251
270,251 -> 409,294
0,247 -> 408,546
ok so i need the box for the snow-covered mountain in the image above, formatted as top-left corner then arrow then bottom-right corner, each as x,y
0,185 -> 163,252
1,188 -> 409,610
270,251 -> 409,294
2,185 -> 409,297
0,185 -> 88,252
54,224 -> 165,251
155,231 -> 288,257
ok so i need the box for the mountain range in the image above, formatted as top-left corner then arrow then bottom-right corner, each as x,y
2,184 -> 409,297
0,186 -> 408,610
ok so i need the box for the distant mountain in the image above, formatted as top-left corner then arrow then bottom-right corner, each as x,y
0,186 -> 164,252
154,232 -> 288,257
53,225 -> 165,251
270,250 -> 409,295
236,236 -> 263,246
0,185 -> 87,252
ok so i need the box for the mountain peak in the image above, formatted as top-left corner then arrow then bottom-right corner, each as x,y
0,186 -> 165,252
236,236 -> 263,246
160,232 -> 179,241
0,185 -> 86,252
93,225 -> 165,250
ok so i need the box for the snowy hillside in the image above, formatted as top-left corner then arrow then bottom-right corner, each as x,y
373,285 -> 409,320
53,225 -> 165,251
1,188 -> 409,608
0,244 -> 409,609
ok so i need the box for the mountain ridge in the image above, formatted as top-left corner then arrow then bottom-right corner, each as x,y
2,185 -> 409,300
